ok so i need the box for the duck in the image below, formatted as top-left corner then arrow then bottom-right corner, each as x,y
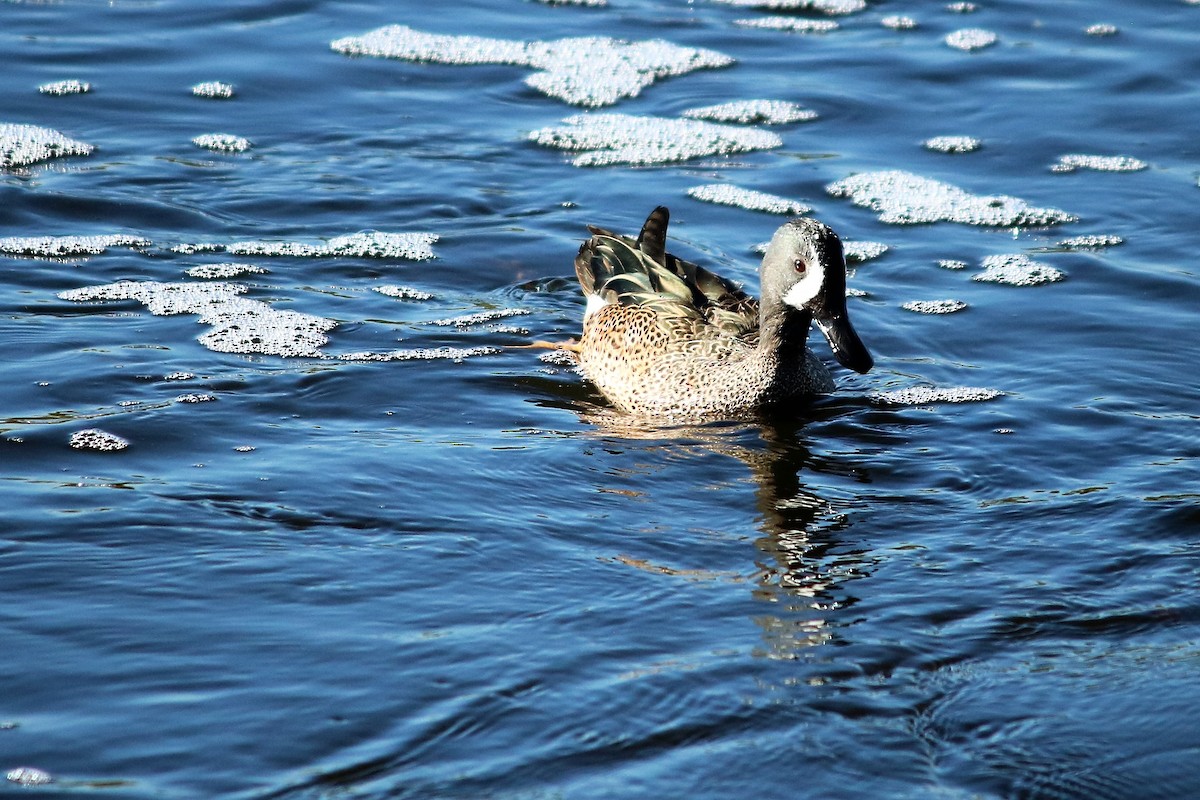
573,206 -> 872,417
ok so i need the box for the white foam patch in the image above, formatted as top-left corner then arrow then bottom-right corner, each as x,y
732,18 -> 839,32
710,0 -> 865,13
882,15 -> 918,30
947,2 -> 977,12
192,81 -> 234,99
924,135 -> 980,153
901,299 -> 967,314
826,170 -> 1077,226
938,259 -> 969,270
682,99 -> 817,125
428,308 -> 531,327
338,346 -> 501,362
331,25 -> 733,107
0,234 -> 150,258
687,183 -> 810,215
69,429 -> 129,452
177,232 -> 438,260
973,254 -> 1063,286
193,133 -> 252,153
175,393 -> 217,404
539,349 -> 579,367
535,0 -> 606,5
185,263 -> 268,279
39,80 -> 90,95
872,386 -> 1002,404
375,284 -> 434,300
1055,234 -> 1123,249
1051,154 -> 1147,173
945,28 -> 998,51
531,113 -> 782,166
0,122 -> 94,168
1085,23 -> 1119,36
844,241 -> 889,263
59,281 -> 337,358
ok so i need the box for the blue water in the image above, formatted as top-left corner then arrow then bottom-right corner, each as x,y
2,1 -> 1199,798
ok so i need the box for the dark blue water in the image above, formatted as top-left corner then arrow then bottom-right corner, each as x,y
2,1 -> 1198,797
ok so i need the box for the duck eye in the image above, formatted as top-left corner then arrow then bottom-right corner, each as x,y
792,258 -> 806,274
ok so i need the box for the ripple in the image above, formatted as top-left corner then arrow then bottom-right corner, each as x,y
1051,154 -> 1147,173
192,81 -> 234,99
682,99 -> 817,125
826,170 -> 1077,226
69,429 -> 129,452
59,281 -> 337,358
0,234 -> 150,258
924,135 -> 981,153
530,113 -> 782,166
331,25 -> 733,107
38,79 -> 90,95
687,183 -> 810,214
0,122 -> 93,168
973,254 -> 1064,286
193,133 -> 252,153
945,28 -> 998,51
872,386 -> 1002,404
901,299 -> 968,314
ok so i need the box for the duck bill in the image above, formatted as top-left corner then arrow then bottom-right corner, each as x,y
815,312 -> 873,374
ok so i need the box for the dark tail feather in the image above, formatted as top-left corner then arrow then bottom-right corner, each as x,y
636,206 -> 669,265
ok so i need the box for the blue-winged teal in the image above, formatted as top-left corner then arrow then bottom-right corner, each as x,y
574,206 -> 872,416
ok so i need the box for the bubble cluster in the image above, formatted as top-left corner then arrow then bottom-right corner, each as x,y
682,100 -> 817,125
938,259 -> 969,270
192,81 -> 234,99
39,79 -> 91,95
338,346 -> 501,362
946,2 -> 977,12
1085,23 -> 1118,36
945,28 -> 998,51
185,263 -> 267,279
872,386 -> 1002,405
59,281 -> 338,358
375,285 -> 434,300
901,299 -> 967,314
175,393 -> 217,403
973,254 -> 1064,286
0,122 -> 94,168
69,429 -> 129,452
1051,154 -> 1147,173
193,133 -> 252,153
844,241 -> 889,263
0,234 -> 149,258
530,113 -> 782,166
924,135 -> 981,153
710,0 -> 865,13
429,308 -> 531,328
331,25 -> 733,107
882,15 -> 918,30
732,18 -> 840,33
178,232 -> 439,261
687,183 -> 810,215
826,170 -> 1077,226
1055,234 -> 1123,249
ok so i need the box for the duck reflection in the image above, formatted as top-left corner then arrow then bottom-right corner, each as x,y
570,400 -> 875,659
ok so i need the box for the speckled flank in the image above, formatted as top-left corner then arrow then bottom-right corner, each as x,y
573,207 -> 869,417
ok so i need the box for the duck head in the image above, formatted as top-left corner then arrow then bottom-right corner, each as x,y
760,217 -> 873,374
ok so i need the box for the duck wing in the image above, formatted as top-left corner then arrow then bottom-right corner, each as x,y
575,206 -> 758,340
